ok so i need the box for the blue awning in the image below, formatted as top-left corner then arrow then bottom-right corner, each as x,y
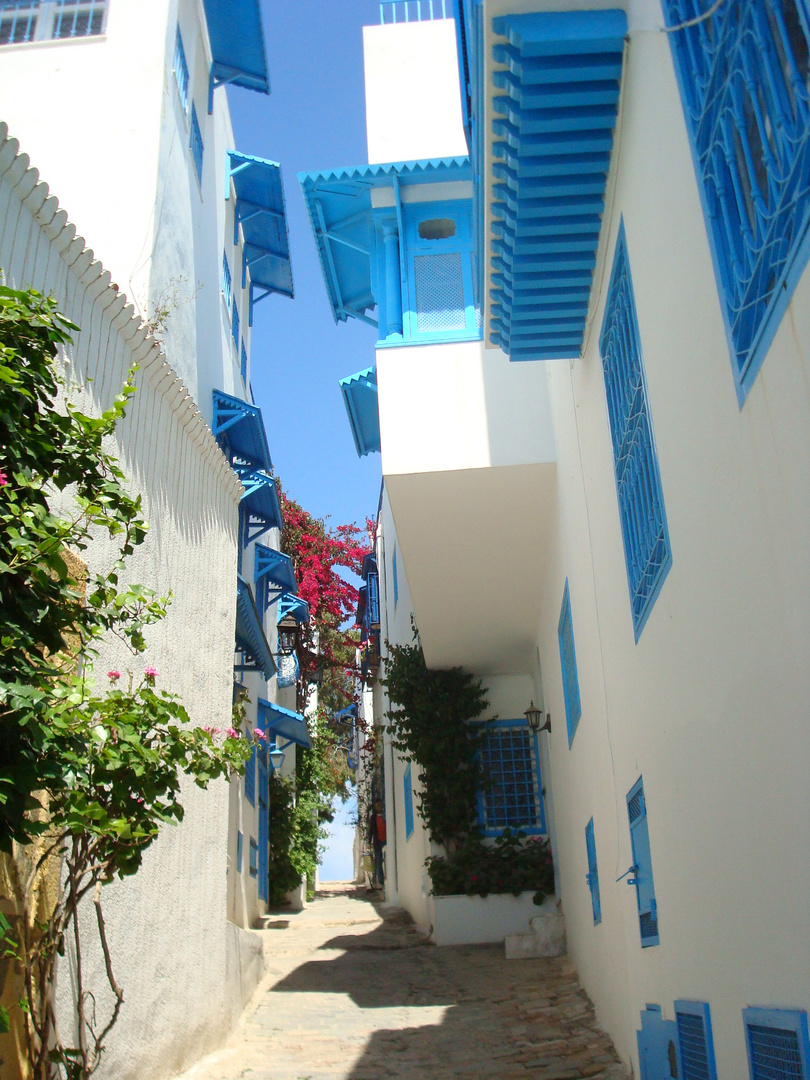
488,10 -> 626,361
278,592 -> 310,625
299,157 -> 472,328
255,545 -> 297,600
227,151 -> 293,322
258,699 -> 312,749
233,465 -> 282,540
339,367 -> 380,457
235,576 -> 276,681
203,0 -> 270,112
212,389 -> 272,471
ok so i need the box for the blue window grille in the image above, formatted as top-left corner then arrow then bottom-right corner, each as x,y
743,1009 -> 810,1080
236,830 -> 243,873
600,221 -> 671,640
626,776 -> 659,947
403,762 -> 414,839
675,1001 -> 717,1080
0,1 -> 38,43
558,580 -> 581,747
1,0 -> 107,44
585,817 -> 601,925
248,836 -> 258,877
244,738 -> 256,807
222,252 -> 232,308
663,0 -> 810,404
477,720 -> 545,835
392,546 -> 399,609
189,102 -> 204,183
241,341 -> 248,385
232,296 -> 240,350
173,26 -> 189,112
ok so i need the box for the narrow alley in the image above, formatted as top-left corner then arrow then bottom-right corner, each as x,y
175,885 -> 626,1080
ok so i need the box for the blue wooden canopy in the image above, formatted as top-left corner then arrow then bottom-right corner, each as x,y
233,465 -> 282,543
258,699 -> 312,749
254,545 -> 297,603
278,592 -> 310,625
299,157 -> 472,328
203,0 -> 270,111
212,389 -> 272,471
235,576 -> 276,681
227,151 -> 293,322
339,367 -> 380,458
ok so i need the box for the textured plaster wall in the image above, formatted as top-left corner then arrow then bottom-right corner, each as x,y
0,130 -> 267,1080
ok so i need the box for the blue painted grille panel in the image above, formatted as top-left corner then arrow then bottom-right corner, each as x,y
479,725 -> 544,833
600,221 -> 671,639
222,253 -> 232,307
414,252 -> 466,332
663,0 -> 810,402
174,27 -> 189,112
558,579 -> 581,746
232,296 -> 240,350
190,103 -> 204,183
241,341 -> 248,384
748,1025 -> 804,1079
403,762 -> 414,839
52,0 -> 105,38
677,1012 -> 712,1080
0,1 -> 38,43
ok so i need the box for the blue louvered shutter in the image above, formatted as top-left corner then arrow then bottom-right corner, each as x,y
675,1001 -> 717,1080
627,777 -> 659,946
743,1008 -> 810,1080
585,817 -> 601,925
403,762 -> 414,839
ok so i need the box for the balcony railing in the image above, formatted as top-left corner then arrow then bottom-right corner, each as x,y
379,0 -> 448,24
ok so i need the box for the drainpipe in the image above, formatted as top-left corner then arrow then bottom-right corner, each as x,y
377,517 -> 399,901
382,224 -> 403,338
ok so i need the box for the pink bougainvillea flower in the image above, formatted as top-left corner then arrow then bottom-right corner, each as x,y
144,667 -> 158,680
225,727 -> 239,739
0,470 -> 7,486
107,670 -> 121,681
253,728 -> 265,740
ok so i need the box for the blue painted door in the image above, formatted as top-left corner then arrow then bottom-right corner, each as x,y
627,777 -> 659,946
638,1006 -> 679,1080
258,756 -> 269,903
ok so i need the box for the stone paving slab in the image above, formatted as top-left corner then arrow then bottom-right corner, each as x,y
173,884 -> 627,1080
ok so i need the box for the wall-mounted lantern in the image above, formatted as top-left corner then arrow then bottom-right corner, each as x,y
524,700 -> 551,734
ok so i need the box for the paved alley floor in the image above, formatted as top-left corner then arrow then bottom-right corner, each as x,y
175,884 -> 627,1080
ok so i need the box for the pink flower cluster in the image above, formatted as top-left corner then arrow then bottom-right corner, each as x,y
107,671 -> 121,681
253,728 -> 265,740
225,727 -> 240,739
201,726 -> 221,737
144,667 -> 158,683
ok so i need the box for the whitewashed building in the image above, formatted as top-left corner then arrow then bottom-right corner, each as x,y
304,3 -> 810,1079
0,1 -> 310,1076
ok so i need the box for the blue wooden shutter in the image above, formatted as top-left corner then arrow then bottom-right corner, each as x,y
244,738 -> 256,806
637,1005 -> 678,1080
236,830 -> 243,873
403,762 -> 414,839
627,777 -> 659,946
743,1008 -> 810,1080
585,817 -> 601,925
257,754 -> 269,902
558,579 -> 581,746
675,1001 -> 717,1080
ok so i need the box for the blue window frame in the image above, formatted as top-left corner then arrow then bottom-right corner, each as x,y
248,836 -> 258,877
585,817 -> 601,925
675,1000 -> 717,1080
663,0 -> 810,405
0,1 -> 108,45
626,776 -> 659,947
392,546 -> 399,609
222,252 -> 232,308
241,341 -> 248,384
236,830 -> 243,873
189,102 -> 204,183
232,296 -> 240,350
558,580 -> 581,747
476,719 -> 546,836
600,221 -> 671,640
403,762 -> 414,839
244,738 -> 256,807
173,26 -> 189,112
743,1008 -> 810,1080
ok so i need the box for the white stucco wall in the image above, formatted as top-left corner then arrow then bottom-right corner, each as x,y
363,18 -> 468,165
0,127 -> 268,1080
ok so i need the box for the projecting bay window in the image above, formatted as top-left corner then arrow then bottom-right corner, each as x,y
0,0 -> 107,44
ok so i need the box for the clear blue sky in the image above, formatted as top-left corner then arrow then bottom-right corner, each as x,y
228,0 -> 384,532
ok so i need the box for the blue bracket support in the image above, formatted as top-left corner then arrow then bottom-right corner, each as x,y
208,64 -> 242,114
254,545 -> 296,608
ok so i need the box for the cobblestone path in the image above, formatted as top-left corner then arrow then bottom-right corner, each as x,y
175,884 -> 626,1080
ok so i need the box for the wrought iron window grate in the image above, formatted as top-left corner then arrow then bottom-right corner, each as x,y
677,1010 -> 713,1080
748,1024 -> 805,1080
190,103 -> 204,184
600,222 -> 671,640
1,0 -> 106,44
478,725 -> 544,833
663,0 -> 810,401
174,26 -> 189,112
558,580 -> 581,746
414,252 -> 466,332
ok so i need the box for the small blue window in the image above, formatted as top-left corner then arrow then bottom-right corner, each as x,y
675,1000 -> 717,1080
0,1 -> 108,45
248,836 -> 258,877
173,26 -> 189,112
585,817 -> 601,926
236,830 -> 243,873
743,1008 -> 810,1080
627,776 -> 659,947
241,341 -> 248,384
222,253 -> 232,308
403,762 -> 414,839
600,221 -> 671,640
232,296 -> 240,350
558,579 -> 581,747
392,546 -> 399,610
477,720 -> 545,835
244,738 -> 256,807
189,102 -> 204,183
662,0 -> 810,405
